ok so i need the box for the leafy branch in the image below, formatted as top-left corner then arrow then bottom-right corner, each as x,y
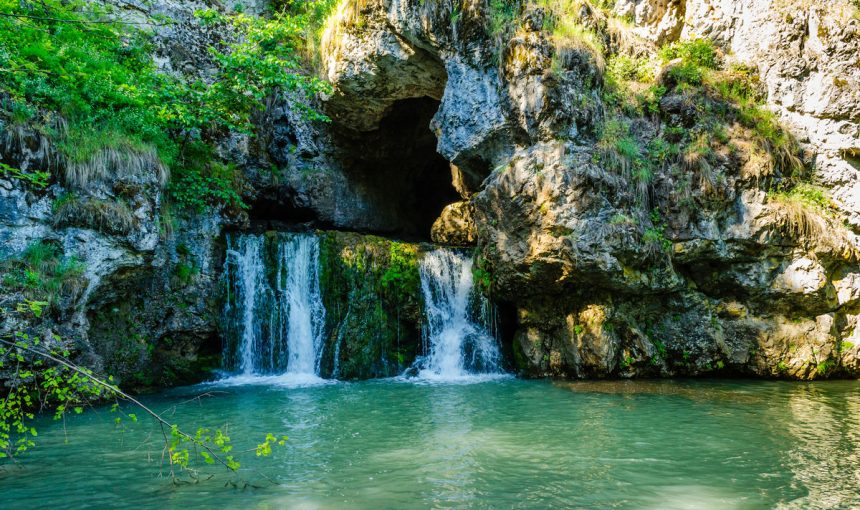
0,334 -> 287,483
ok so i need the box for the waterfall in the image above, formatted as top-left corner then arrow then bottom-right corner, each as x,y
278,236 -> 326,376
415,248 -> 503,380
222,233 -> 326,383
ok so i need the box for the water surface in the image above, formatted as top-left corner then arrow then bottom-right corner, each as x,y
3,378 -> 859,509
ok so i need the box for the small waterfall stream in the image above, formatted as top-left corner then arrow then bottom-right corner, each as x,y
223,234 -> 503,384
223,233 -> 326,383
415,249 -> 503,380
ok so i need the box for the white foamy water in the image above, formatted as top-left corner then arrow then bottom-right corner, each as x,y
222,233 -> 327,382
413,249 -> 504,382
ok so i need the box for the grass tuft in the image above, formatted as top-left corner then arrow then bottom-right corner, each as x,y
52,194 -> 137,236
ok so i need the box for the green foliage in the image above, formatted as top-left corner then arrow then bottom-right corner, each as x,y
0,332 -> 108,459
168,143 -> 248,213
766,183 -> 837,243
15,299 -> 49,318
317,233 -> 423,379
620,354 -> 635,369
659,38 -> 719,70
168,425 -> 283,476
650,338 -> 667,364
666,61 -> 705,86
1,332 -> 288,482
641,208 -> 672,259
472,255 -> 495,295
175,262 -> 199,286
255,432 -> 289,457
173,241 -> 200,286
596,120 -> 656,208
768,183 -> 833,214
0,0 -> 329,211
654,38 -> 802,178
603,53 -> 663,115
606,54 -> 653,83
185,8 -> 332,127
1,241 -> 85,314
816,359 -> 836,376
380,243 -> 420,301
488,0 -> 521,43
0,162 -> 50,188
609,213 -> 634,226
535,0 -> 605,74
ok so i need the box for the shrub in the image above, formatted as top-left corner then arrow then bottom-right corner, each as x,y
659,38 -> 719,70
168,144 -> 248,214
1,241 -> 86,312
0,0 -> 329,210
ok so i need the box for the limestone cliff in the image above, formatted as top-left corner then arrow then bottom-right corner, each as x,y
1,0 -> 859,385
317,0 -> 860,379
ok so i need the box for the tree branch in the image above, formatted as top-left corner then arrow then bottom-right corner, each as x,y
0,337 -> 233,473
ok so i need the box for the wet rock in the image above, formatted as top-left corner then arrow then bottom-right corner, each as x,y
431,201 -> 477,246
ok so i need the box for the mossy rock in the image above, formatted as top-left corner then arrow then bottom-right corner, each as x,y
316,231 -> 424,379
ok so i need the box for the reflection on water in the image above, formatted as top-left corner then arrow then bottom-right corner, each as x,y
1,379 -> 859,509
777,385 -> 860,509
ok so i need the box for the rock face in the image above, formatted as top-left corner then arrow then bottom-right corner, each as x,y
317,231 -> 425,379
2,0 -> 859,385
318,0 -> 860,379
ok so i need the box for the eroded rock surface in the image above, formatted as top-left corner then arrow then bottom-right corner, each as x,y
319,0 -> 860,379
2,0 -> 859,384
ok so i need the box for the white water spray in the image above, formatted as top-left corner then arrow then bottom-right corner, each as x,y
416,249 -> 503,381
279,235 -> 326,376
223,233 -> 327,384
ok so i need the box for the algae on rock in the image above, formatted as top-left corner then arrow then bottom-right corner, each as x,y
317,231 -> 424,379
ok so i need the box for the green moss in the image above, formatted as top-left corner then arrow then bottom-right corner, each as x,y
316,231 -> 424,379
512,336 -> 529,373
174,262 -> 199,286
380,243 -> 420,302
816,359 -> 836,376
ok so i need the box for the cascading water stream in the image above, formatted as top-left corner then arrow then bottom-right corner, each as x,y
278,237 -> 326,376
415,249 -> 504,381
222,233 -> 327,384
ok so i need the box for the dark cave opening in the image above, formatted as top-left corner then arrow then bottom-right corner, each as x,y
245,193 -> 323,232
337,96 -> 460,241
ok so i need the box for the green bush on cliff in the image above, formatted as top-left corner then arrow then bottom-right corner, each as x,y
0,241 -> 85,315
0,0 -> 329,210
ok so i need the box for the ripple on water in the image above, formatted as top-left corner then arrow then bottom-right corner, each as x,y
2,379 -> 859,510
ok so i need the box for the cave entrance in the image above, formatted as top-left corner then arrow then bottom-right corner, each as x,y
338,96 -> 460,240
